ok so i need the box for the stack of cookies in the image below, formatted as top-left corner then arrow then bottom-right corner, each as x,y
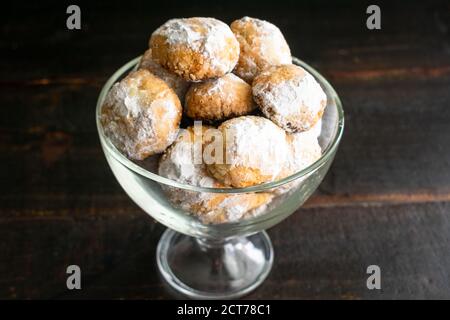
101,17 -> 326,223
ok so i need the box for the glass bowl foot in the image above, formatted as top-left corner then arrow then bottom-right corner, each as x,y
157,229 -> 274,299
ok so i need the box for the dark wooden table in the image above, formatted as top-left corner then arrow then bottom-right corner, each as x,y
1,0 -> 450,299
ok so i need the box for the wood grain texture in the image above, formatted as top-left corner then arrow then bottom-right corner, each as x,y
2,202 -> 450,299
1,72 -> 449,216
1,0 -> 450,299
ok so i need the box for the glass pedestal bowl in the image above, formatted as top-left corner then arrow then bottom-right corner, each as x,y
96,56 -> 344,299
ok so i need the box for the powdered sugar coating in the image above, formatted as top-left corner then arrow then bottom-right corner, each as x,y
101,69 -> 182,160
253,64 -> 327,133
272,127 -> 322,195
310,118 -> 322,138
138,49 -> 189,102
206,116 -> 292,187
158,127 -> 273,224
231,17 -> 291,82
185,73 -> 256,121
286,129 -> 322,174
159,127 -> 216,188
150,17 -> 240,81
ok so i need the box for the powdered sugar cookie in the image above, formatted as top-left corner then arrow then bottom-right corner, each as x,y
231,17 -> 291,82
286,129 -> 322,175
138,49 -> 189,102
101,69 -> 182,160
206,116 -> 291,188
185,73 -> 256,121
273,128 -> 322,195
253,64 -> 326,133
150,17 -> 240,81
158,126 -> 273,223
203,193 -> 273,223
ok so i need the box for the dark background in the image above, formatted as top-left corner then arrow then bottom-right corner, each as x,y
1,0 -> 450,299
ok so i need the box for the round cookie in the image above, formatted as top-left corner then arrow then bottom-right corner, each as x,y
101,69 -> 182,160
286,129 -> 322,175
138,49 -> 189,102
206,116 -> 291,188
252,64 -> 327,133
185,73 -> 256,121
273,128 -> 322,195
230,16 -> 291,83
158,126 -> 273,223
149,17 -> 240,81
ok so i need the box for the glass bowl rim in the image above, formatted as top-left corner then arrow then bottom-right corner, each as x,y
96,56 -> 344,194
